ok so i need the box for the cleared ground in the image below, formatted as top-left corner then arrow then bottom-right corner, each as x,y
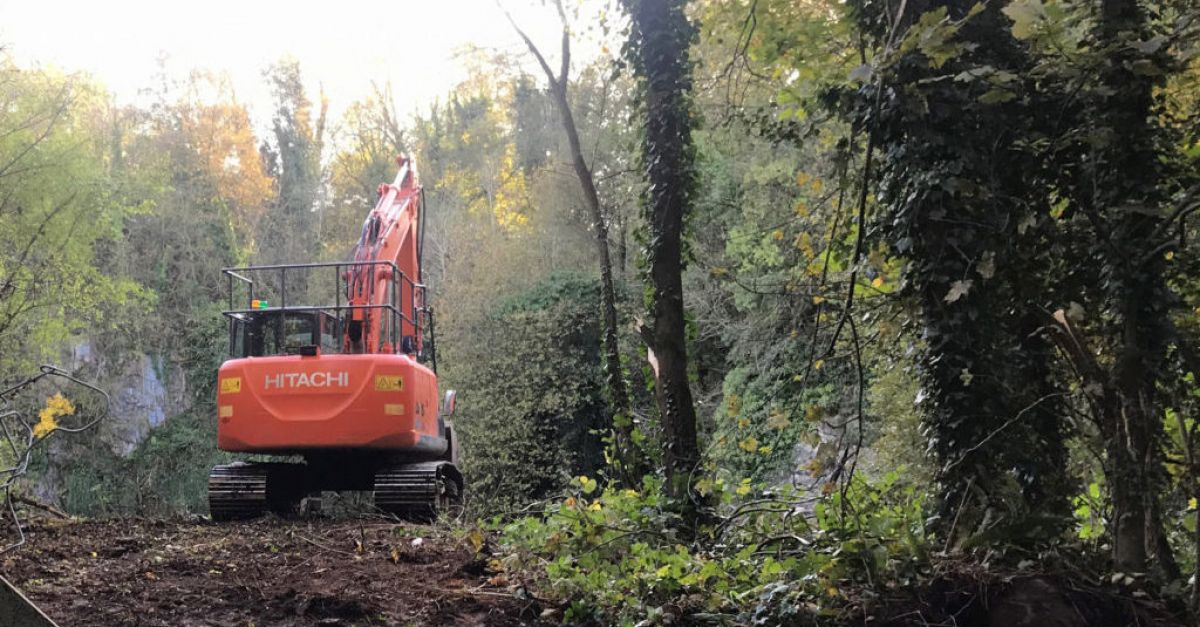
0,517 -> 540,626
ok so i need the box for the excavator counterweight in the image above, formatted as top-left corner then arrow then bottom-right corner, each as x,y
208,157 -> 463,521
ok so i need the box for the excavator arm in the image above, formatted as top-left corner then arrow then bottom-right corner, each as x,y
345,156 -> 426,356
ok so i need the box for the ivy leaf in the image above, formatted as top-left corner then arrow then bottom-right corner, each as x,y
943,279 -> 974,303
1130,59 -> 1161,76
1131,35 -> 1167,55
1002,0 -> 1044,40
978,88 -> 1016,104
976,251 -> 996,280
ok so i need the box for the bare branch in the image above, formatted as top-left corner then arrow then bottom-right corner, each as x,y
554,0 -> 570,85
497,1 -> 560,91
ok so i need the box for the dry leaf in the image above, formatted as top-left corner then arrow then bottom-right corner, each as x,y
943,279 -> 973,303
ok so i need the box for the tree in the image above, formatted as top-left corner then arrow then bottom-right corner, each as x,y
0,59 -> 146,372
624,0 -> 702,516
453,273 -> 610,510
324,84 -> 410,258
1031,0 -> 1195,573
826,1 -> 1082,545
259,59 -> 327,265
502,0 -> 643,483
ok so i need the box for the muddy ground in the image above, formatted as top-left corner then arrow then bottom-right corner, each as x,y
0,517 -> 544,626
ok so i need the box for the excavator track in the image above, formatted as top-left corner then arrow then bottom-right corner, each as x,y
209,460 -> 462,522
208,463 -> 268,521
372,461 -> 463,521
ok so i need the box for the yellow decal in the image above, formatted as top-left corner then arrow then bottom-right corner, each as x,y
220,377 -> 242,394
384,404 -> 405,416
219,405 -> 233,418
375,375 -> 404,392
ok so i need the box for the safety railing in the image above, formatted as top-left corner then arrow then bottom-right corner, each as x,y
221,261 -> 434,363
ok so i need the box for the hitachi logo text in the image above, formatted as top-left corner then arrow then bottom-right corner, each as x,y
263,372 -> 349,389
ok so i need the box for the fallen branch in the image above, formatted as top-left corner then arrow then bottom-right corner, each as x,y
294,533 -> 356,556
9,493 -> 68,519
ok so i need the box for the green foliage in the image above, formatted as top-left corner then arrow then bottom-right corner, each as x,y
711,362 -> 834,483
0,58 -> 151,372
498,470 -> 930,624
451,273 -> 611,511
831,0 -> 1076,542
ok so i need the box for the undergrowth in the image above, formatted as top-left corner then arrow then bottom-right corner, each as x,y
494,469 -> 930,625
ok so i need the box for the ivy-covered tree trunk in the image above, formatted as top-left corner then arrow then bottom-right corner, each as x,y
844,0 -> 1072,544
625,0 -> 702,513
1087,0 -> 1170,572
1041,0 -> 1185,574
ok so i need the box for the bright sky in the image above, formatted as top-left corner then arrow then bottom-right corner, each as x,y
0,0 -> 577,129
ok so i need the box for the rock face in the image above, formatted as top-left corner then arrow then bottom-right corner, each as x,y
69,343 -> 188,456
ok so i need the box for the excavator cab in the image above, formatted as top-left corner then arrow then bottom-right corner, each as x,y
229,310 -> 341,358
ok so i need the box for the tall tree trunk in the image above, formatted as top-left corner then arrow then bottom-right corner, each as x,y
625,0 -> 701,514
553,82 -> 643,483
1090,0 -> 1171,573
503,3 -> 643,483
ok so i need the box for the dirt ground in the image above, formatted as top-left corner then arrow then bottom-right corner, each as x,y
0,517 -> 546,626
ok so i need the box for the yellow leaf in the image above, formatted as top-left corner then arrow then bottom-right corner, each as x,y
758,445 -> 773,455
33,393 -> 75,439
796,232 -> 815,259
468,529 -> 484,554
812,295 -> 825,305
813,359 -> 825,370
1165,251 -> 1175,261
871,277 -> 884,288
588,501 -> 602,512
1190,498 -> 1197,510
772,229 -> 784,241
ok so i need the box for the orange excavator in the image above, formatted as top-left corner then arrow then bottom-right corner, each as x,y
208,156 -> 463,521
